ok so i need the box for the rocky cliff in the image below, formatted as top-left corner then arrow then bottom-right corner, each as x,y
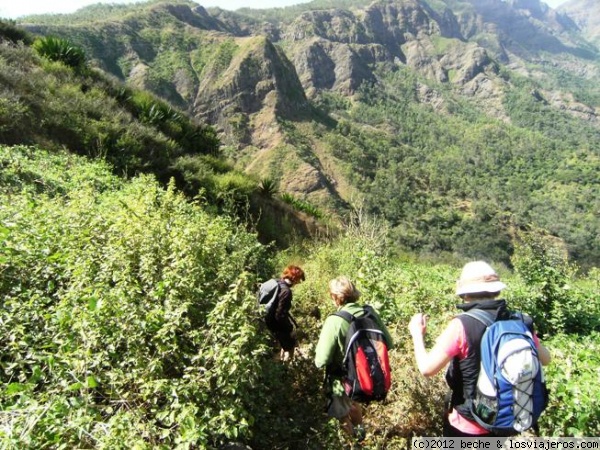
19,0 -> 600,214
559,0 -> 600,44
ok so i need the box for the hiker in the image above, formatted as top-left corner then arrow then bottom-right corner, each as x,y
264,265 -> 305,362
315,276 -> 394,440
409,261 -> 551,437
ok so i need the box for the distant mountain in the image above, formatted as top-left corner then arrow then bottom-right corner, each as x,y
16,0 -> 600,266
558,0 -> 600,44
21,0 -> 599,136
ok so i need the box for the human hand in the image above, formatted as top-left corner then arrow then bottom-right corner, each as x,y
409,313 -> 428,338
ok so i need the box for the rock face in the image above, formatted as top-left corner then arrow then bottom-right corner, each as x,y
193,36 -> 309,146
21,0 -> 600,209
558,0 -> 600,44
282,0 -> 469,93
291,38 -> 384,95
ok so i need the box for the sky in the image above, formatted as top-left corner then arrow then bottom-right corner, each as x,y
0,0 -> 307,19
0,0 -> 570,20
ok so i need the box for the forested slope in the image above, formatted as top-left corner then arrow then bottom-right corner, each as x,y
16,0 -> 600,268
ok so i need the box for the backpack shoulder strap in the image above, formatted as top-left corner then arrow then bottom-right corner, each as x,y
363,304 -> 376,317
461,309 -> 495,328
276,279 -> 290,294
332,305 -> 372,323
332,309 -> 355,323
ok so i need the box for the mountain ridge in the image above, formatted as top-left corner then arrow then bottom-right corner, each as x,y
14,0 -> 600,267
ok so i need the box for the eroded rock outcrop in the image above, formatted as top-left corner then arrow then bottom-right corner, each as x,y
194,36 -> 309,146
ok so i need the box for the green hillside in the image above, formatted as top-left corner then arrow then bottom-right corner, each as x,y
16,0 -> 600,269
0,24 -> 327,247
0,7 -> 599,448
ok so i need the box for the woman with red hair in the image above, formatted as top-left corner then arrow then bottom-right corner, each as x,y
265,265 -> 305,362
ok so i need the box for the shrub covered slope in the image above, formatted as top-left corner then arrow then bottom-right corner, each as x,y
16,0 -> 600,268
1,146 -> 598,448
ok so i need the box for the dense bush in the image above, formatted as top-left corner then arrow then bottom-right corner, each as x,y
541,333 -> 600,437
1,146 -> 598,448
0,146 -> 271,448
0,19 -> 33,45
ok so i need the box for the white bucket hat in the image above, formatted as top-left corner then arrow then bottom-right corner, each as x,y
455,261 -> 507,296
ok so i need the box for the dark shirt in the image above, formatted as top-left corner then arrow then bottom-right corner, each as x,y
265,279 -> 293,332
274,279 -> 292,322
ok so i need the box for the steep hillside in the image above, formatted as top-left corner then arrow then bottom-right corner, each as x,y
4,145 -> 599,448
15,0 -> 600,267
193,35 -> 310,146
0,16 -> 222,179
0,23 -> 328,248
559,0 -> 600,44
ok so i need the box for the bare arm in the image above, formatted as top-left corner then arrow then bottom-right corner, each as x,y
537,341 -> 551,366
409,313 -> 453,377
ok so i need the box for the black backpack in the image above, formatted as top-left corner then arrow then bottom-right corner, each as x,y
333,306 -> 392,403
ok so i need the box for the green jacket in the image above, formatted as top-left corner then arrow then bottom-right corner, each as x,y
314,302 -> 394,373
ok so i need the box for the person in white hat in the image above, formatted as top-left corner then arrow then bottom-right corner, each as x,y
408,261 -> 551,436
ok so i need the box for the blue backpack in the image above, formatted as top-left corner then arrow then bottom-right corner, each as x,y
463,309 -> 548,436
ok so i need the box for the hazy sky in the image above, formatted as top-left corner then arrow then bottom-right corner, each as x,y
0,0 -> 570,20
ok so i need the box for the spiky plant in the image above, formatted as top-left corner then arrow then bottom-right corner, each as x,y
258,177 -> 278,197
32,36 -> 86,70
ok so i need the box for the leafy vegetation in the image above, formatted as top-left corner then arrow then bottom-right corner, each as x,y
258,177 -> 278,197
0,145 -> 598,448
281,192 -> 324,219
0,146 -> 271,448
33,36 -> 87,72
542,332 -> 600,436
1,5 -> 599,447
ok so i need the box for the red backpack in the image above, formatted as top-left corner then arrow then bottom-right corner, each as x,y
333,306 -> 392,403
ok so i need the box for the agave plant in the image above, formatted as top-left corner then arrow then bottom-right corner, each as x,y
32,36 -> 86,70
279,192 -> 323,219
280,192 -> 295,204
258,177 -> 278,197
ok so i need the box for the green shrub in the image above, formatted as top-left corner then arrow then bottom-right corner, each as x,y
510,227 -> 586,335
0,146 -> 271,448
280,192 -> 324,219
541,333 -> 600,436
213,171 -> 256,197
211,39 -> 238,74
33,36 -> 86,71
0,19 -> 33,45
258,177 -> 278,197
